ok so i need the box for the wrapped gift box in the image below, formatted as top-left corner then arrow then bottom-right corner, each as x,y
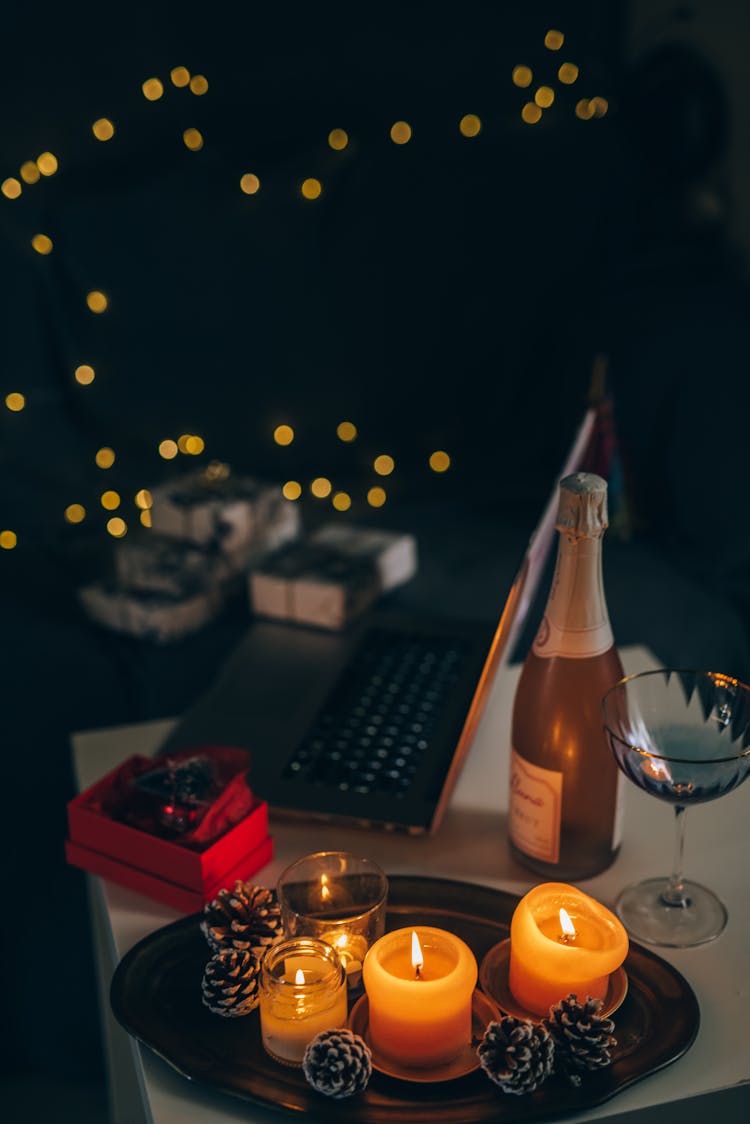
249,541 -> 379,629
248,523 -> 418,629
113,533 -> 232,595
308,522 -> 417,591
149,468 -> 300,571
65,747 -> 273,913
78,578 -> 225,643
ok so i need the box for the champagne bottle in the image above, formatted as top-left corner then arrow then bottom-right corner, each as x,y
508,471 -> 624,879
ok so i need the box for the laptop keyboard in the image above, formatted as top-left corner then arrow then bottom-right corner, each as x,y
282,629 -> 469,798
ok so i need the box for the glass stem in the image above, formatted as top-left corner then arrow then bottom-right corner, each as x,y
662,803 -> 690,908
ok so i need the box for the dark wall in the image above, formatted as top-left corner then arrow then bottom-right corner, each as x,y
1,2 -> 627,551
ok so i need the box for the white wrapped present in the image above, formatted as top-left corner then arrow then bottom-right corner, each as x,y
78,578 -> 225,643
149,468 -> 300,571
249,541 -> 379,630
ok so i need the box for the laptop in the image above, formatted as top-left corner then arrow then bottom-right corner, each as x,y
157,408 -> 597,834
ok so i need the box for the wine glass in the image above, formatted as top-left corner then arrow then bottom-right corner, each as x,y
602,668 -> 750,947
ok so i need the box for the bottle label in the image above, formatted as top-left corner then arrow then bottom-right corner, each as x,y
509,748 -> 562,863
532,613 -> 613,659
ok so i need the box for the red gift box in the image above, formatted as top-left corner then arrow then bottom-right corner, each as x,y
66,747 -> 273,913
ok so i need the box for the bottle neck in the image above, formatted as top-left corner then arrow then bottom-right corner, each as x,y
532,530 -> 614,659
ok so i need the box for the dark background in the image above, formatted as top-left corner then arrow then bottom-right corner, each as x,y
2,2 -> 750,1118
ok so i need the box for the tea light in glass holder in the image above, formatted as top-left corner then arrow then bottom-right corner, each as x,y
259,937 -> 348,1066
277,852 -> 388,987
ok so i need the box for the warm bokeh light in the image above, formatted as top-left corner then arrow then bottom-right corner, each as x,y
535,86 -> 555,108
373,454 -> 394,476
20,161 -> 40,184
390,120 -> 412,144
274,424 -> 295,446
86,290 -> 108,313
190,74 -> 209,95
142,77 -> 164,101
282,480 -> 302,501
301,177 -> 322,199
367,486 -> 386,508
185,435 -> 204,455
140,510 -> 152,527
31,233 -> 53,255
336,421 -> 357,442
240,173 -> 260,194
65,503 -> 86,524
512,65 -> 533,88
92,118 -> 115,141
0,530 -> 17,550
459,114 -> 482,137
2,177 -> 22,199
544,29 -> 565,50
429,450 -> 451,472
171,66 -> 191,87
558,62 -> 579,84
101,490 -> 121,510
135,488 -> 153,510
328,128 -> 349,150
107,517 -> 127,537
522,103 -> 543,124
311,477 -> 332,498
75,364 -> 95,385
159,439 -> 179,459
5,392 -> 25,412
183,128 -> 204,151
36,152 -> 58,176
95,446 -> 116,469
589,96 -> 609,118
332,491 -> 351,511
575,98 -> 595,120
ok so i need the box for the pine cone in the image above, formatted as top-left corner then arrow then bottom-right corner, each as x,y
545,994 -> 617,1085
201,882 -> 282,958
201,948 -> 260,1017
302,1029 -> 372,1099
477,1016 -> 555,1095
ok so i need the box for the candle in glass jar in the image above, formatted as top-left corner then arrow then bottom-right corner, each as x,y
362,926 -> 477,1068
509,882 -> 628,1016
259,938 -> 348,1065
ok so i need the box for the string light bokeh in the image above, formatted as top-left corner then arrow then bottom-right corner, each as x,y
1,20 -> 612,552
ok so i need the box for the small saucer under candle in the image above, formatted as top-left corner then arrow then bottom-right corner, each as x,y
348,990 -> 500,1083
479,938 -> 628,1021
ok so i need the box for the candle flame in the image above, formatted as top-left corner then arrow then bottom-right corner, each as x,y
295,968 -> 306,984
559,908 -> 576,938
411,930 -> 424,977
320,873 -> 330,901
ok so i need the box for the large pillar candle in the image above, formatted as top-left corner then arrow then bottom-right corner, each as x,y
362,926 -> 477,1068
509,882 -> 628,1016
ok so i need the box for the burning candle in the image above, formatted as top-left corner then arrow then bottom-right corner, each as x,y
362,926 -> 477,1068
509,882 -> 628,1016
277,852 -> 388,988
259,937 -> 348,1065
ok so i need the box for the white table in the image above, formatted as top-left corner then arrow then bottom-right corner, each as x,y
72,646 -> 750,1124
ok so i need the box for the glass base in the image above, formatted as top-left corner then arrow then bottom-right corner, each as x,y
616,877 -> 728,948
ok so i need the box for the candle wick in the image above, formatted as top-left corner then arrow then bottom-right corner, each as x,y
415,963 -> 423,980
